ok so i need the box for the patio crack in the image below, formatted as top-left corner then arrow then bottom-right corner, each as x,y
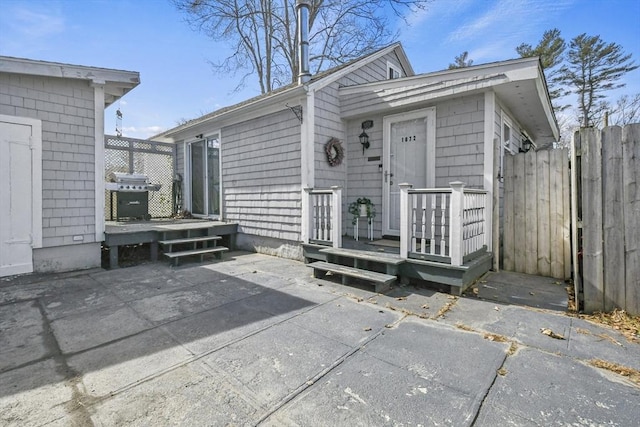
255,313 -> 409,425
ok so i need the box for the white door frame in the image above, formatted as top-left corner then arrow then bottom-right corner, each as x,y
382,107 -> 436,236
184,132 -> 222,219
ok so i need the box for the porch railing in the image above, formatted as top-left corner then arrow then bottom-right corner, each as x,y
303,186 -> 342,248
400,182 -> 488,266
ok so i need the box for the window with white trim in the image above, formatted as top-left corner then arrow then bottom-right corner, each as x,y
500,113 -> 515,182
387,61 -> 401,79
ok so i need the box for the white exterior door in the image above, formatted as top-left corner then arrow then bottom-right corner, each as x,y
0,116 -> 42,277
382,107 -> 436,236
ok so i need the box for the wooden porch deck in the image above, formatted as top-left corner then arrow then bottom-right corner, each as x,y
103,219 -> 238,269
303,236 -> 492,295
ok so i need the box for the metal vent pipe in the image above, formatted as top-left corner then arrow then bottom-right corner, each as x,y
296,0 -> 311,84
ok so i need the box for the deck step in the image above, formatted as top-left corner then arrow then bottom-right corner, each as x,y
320,247 -> 404,264
163,246 -> 228,266
308,261 -> 396,293
158,235 -> 221,246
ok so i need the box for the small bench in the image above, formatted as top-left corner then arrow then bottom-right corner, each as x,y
163,246 -> 228,266
307,261 -> 396,293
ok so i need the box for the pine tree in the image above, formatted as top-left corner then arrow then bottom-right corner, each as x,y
560,33 -> 638,127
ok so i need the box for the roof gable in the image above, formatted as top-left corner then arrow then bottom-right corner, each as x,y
155,43 -> 413,140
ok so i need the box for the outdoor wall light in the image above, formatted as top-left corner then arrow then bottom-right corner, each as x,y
359,130 -> 369,154
360,120 -> 373,154
520,139 -> 533,153
195,133 -> 203,139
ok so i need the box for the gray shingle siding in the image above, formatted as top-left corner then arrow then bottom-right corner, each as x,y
0,72 -> 96,247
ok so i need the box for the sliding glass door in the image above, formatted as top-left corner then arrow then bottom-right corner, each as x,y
189,136 -> 220,218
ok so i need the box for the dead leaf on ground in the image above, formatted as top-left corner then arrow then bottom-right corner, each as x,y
540,328 -> 565,340
589,359 -> 640,385
483,333 -> 508,342
363,327 -> 372,331
497,368 -> 507,376
384,324 -> 393,328
396,296 -> 407,301
494,306 -> 500,311
421,304 -> 429,309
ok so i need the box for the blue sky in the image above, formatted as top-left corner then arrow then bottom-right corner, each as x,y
1,0 -> 638,139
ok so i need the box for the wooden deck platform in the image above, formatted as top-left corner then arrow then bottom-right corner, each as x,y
103,219 -> 238,269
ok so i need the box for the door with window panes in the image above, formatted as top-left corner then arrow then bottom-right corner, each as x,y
189,136 -> 220,218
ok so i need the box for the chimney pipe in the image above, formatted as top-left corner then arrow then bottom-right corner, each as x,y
296,0 -> 311,84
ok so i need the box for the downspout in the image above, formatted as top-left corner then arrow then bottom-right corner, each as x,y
92,79 -> 106,243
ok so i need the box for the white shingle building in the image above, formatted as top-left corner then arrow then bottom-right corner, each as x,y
0,57 -> 139,276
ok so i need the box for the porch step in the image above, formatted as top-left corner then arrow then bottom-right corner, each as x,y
308,261 -> 396,293
163,247 -> 229,266
320,247 -> 404,275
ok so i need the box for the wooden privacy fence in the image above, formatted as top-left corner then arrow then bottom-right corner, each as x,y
572,125 -> 639,315
503,149 -> 571,279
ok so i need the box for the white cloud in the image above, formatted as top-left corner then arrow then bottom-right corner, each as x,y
122,126 -> 165,140
405,0 -> 475,28
446,0 -> 576,62
9,7 -> 65,40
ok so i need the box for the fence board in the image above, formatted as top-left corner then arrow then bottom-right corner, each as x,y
549,150 -> 563,278
503,154 -> 515,271
622,124 -> 640,314
581,128 -> 604,313
537,150 -> 551,276
524,151 -> 538,275
562,149 -> 571,280
513,154 -> 526,273
602,126 -> 624,312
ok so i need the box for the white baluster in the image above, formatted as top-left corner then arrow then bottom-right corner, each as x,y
440,193 -> 447,256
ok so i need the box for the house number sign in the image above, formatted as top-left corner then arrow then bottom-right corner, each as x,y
399,135 -> 417,142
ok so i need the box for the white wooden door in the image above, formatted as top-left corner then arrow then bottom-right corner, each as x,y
0,117 -> 41,277
382,107 -> 436,236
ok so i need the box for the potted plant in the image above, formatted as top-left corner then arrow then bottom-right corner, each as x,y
348,197 -> 376,225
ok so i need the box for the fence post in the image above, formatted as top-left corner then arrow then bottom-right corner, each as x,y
449,181 -> 465,266
302,188 -> 312,244
399,183 -> 413,259
331,186 -> 342,248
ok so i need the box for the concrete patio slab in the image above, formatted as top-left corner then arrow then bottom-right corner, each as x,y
89,361 -> 262,426
50,303 -> 152,353
474,347 -> 640,426
0,359 -> 73,426
267,351 -> 479,426
1,251 -> 637,426
202,321 -> 353,408
67,327 -> 193,397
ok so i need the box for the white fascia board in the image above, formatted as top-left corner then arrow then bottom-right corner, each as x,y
339,57 -> 540,96
0,56 -> 140,107
0,56 -> 139,85
306,43 -> 402,92
163,86 -> 307,141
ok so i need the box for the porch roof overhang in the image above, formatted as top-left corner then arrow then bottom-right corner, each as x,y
339,57 -> 559,143
0,56 -> 140,107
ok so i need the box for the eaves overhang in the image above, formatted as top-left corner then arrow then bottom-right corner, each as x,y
339,57 -> 559,143
0,56 -> 140,108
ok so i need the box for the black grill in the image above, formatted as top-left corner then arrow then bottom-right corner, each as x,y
106,173 -> 161,221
